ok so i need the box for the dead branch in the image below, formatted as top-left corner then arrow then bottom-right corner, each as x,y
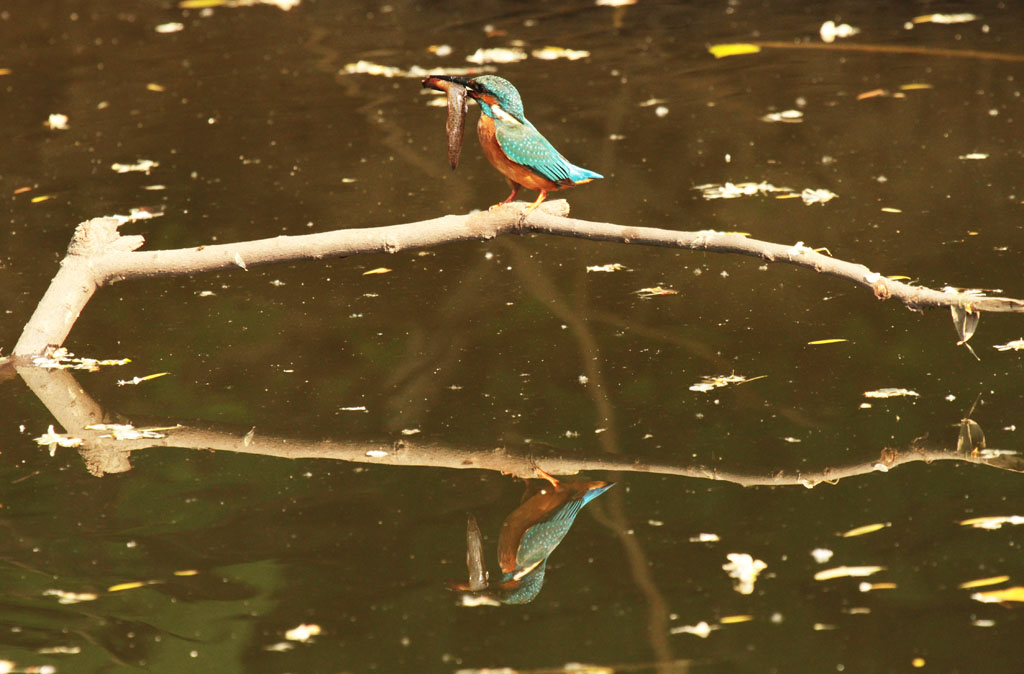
10,203 -> 1024,357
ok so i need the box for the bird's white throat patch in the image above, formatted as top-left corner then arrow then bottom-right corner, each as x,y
492,105 -> 521,125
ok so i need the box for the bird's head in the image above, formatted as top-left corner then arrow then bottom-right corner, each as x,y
424,74 -> 526,124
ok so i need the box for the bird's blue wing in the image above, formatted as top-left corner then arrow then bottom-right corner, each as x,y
494,120 -> 577,186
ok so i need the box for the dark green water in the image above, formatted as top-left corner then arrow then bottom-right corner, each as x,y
2,0 -> 1023,672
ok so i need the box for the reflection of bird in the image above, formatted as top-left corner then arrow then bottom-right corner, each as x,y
424,75 -> 603,215
493,470 -> 613,604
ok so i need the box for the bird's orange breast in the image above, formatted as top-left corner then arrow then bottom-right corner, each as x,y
477,114 -> 561,192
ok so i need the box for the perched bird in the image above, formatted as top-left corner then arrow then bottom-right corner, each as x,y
423,75 -> 603,215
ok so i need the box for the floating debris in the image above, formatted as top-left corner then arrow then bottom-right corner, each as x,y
531,46 -> 591,61
43,589 -> 98,604
111,159 -> 159,174
586,263 -> 629,273
909,13 -> 978,26
801,188 -> 838,205
820,20 -> 860,43
633,286 -> 678,299
863,388 -> 919,399
811,548 -> 834,564
669,620 -> 716,638
841,522 -> 890,538
690,533 -> 721,543
179,0 -> 301,9
465,47 -> 528,65
723,553 -> 766,595
960,515 -> 1024,530
116,372 -> 169,387
814,565 -> 885,581
971,586 -> 1024,604
959,575 -> 1011,589
859,582 -> 897,592
32,348 -> 131,372
695,182 -> 786,199
46,113 -> 70,130
285,623 -> 321,642
34,425 -> 83,456
689,373 -> 766,393
708,43 -> 762,59
343,61 -> 493,79
761,109 -> 803,123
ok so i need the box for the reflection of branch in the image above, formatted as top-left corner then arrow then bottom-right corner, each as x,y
11,208 -> 1024,356
15,366 -> 1022,481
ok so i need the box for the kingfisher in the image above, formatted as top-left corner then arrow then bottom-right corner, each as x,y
450,469 -> 613,604
423,75 -> 603,216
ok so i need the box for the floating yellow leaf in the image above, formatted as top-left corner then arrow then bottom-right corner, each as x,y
362,267 -> 392,275
720,615 -> 753,624
814,565 -> 886,581
860,582 -> 897,591
959,575 -> 1010,589
881,207 -> 903,213
900,83 -> 934,91
146,83 -> 165,92
841,522 -> 889,538
31,195 -> 54,203
971,586 -> 1024,603
708,43 -> 761,59
808,338 -> 847,345
0,68 -> 11,76
108,581 -> 148,592
179,0 -> 227,7
857,89 -> 889,100
886,275 -> 911,280
174,569 -> 199,576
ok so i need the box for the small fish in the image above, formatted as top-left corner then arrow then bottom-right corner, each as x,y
422,77 -> 467,170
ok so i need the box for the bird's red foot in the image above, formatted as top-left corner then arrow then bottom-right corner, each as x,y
535,467 -> 561,489
521,191 -> 548,217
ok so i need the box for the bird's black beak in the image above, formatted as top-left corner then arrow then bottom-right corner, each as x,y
422,74 -> 474,91
423,74 -> 471,88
